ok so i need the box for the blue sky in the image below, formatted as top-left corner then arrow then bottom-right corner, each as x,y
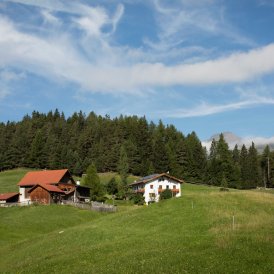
0,0 -> 274,143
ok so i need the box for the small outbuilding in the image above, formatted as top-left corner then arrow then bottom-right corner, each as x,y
0,192 -> 20,204
28,183 -> 64,204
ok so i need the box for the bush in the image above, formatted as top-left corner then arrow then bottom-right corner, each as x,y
160,189 -> 172,200
130,193 -> 144,205
219,187 -> 229,192
95,196 -> 107,203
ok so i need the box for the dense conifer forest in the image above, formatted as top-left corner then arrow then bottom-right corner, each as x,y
0,110 -> 273,189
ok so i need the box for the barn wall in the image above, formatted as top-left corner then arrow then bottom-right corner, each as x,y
30,186 -> 51,204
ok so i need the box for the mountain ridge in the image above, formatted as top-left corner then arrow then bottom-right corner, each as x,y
202,132 -> 274,152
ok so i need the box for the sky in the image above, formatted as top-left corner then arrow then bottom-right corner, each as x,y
0,0 -> 274,143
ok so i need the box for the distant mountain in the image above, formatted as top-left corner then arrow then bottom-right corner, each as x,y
202,132 -> 274,152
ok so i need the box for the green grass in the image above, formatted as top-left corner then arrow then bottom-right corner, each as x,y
0,168 -> 140,194
1,170 -> 274,273
0,168 -> 33,193
97,172 -> 139,185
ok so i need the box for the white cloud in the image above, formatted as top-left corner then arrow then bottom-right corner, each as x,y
202,134 -> 274,151
150,0 -> 255,52
1,14 -> 274,94
74,7 -> 108,37
0,69 -> 25,100
242,136 -> 274,147
1,11 -> 274,95
155,94 -> 274,118
41,10 -> 60,26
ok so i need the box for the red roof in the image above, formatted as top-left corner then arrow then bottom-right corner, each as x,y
18,169 -> 69,186
28,183 -> 64,193
0,192 -> 19,200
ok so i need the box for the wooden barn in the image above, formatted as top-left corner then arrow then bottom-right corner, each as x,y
28,184 -> 64,204
18,169 -> 90,204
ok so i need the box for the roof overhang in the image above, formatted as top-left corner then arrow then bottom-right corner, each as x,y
129,173 -> 184,186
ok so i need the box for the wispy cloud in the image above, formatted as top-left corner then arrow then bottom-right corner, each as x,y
157,93 -> 274,118
0,69 -> 25,101
0,12 -> 274,95
149,0 -> 255,53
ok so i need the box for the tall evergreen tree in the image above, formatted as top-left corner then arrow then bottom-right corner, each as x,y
247,142 -> 261,188
261,145 -> 272,187
240,145 -> 249,189
83,163 -> 104,201
117,145 -> 129,184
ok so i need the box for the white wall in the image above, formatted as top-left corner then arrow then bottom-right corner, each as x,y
143,177 -> 181,204
19,187 -> 31,203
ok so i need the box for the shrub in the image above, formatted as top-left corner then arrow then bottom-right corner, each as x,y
160,189 -> 172,200
219,187 -> 229,192
130,193 -> 144,205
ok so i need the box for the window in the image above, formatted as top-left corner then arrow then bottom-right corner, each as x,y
149,193 -> 155,198
150,184 -> 153,189
159,185 -> 162,189
166,185 -> 169,189
173,185 -> 176,189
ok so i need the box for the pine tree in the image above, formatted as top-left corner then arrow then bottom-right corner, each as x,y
153,121 -> 168,173
247,142 -> 261,188
117,145 -> 129,184
185,132 -> 207,183
84,163 -> 104,201
240,145 -> 249,189
29,129 -> 47,168
207,134 -> 236,187
261,145 -> 272,187
106,177 -> 119,195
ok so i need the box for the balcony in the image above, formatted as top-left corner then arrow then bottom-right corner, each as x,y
172,189 -> 179,194
135,188 -> 145,193
158,188 -> 179,193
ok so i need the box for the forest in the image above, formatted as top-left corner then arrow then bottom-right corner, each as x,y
0,109 -> 273,189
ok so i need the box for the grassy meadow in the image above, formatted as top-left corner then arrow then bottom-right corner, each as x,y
1,169 -> 274,273
0,168 -> 33,193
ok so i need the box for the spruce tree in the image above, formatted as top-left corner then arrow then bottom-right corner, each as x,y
84,163 -> 104,201
118,145 -> 129,184
240,145 -> 249,189
247,142 -> 261,188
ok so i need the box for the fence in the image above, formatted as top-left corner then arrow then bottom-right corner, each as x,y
62,200 -> 117,213
0,201 -> 32,207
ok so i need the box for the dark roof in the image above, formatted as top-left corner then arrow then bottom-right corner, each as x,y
76,185 -> 91,189
0,192 -> 19,200
28,183 -> 64,193
129,173 -> 184,186
18,169 -> 70,186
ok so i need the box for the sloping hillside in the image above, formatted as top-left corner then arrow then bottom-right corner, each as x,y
1,183 -> 274,273
0,168 -> 33,193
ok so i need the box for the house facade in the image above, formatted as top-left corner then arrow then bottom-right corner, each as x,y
129,173 -> 184,204
17,169 -> 90,204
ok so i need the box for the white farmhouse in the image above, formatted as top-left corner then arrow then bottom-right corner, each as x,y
129,173 -> 184,205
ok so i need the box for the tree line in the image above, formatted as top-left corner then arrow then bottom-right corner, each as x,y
0,109 -> 273,189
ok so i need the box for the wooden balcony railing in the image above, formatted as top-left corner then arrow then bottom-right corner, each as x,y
135,188 -> 145,193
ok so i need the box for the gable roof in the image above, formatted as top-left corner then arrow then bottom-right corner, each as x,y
18,169 -> 70,187
129,173 -> 184,186
0,192 -> 20,201
28,183 -> 64,193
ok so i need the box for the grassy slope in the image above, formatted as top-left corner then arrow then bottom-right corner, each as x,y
1,180 -> 274,273
0,168 -> 139,193
0,168 -> 33,193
